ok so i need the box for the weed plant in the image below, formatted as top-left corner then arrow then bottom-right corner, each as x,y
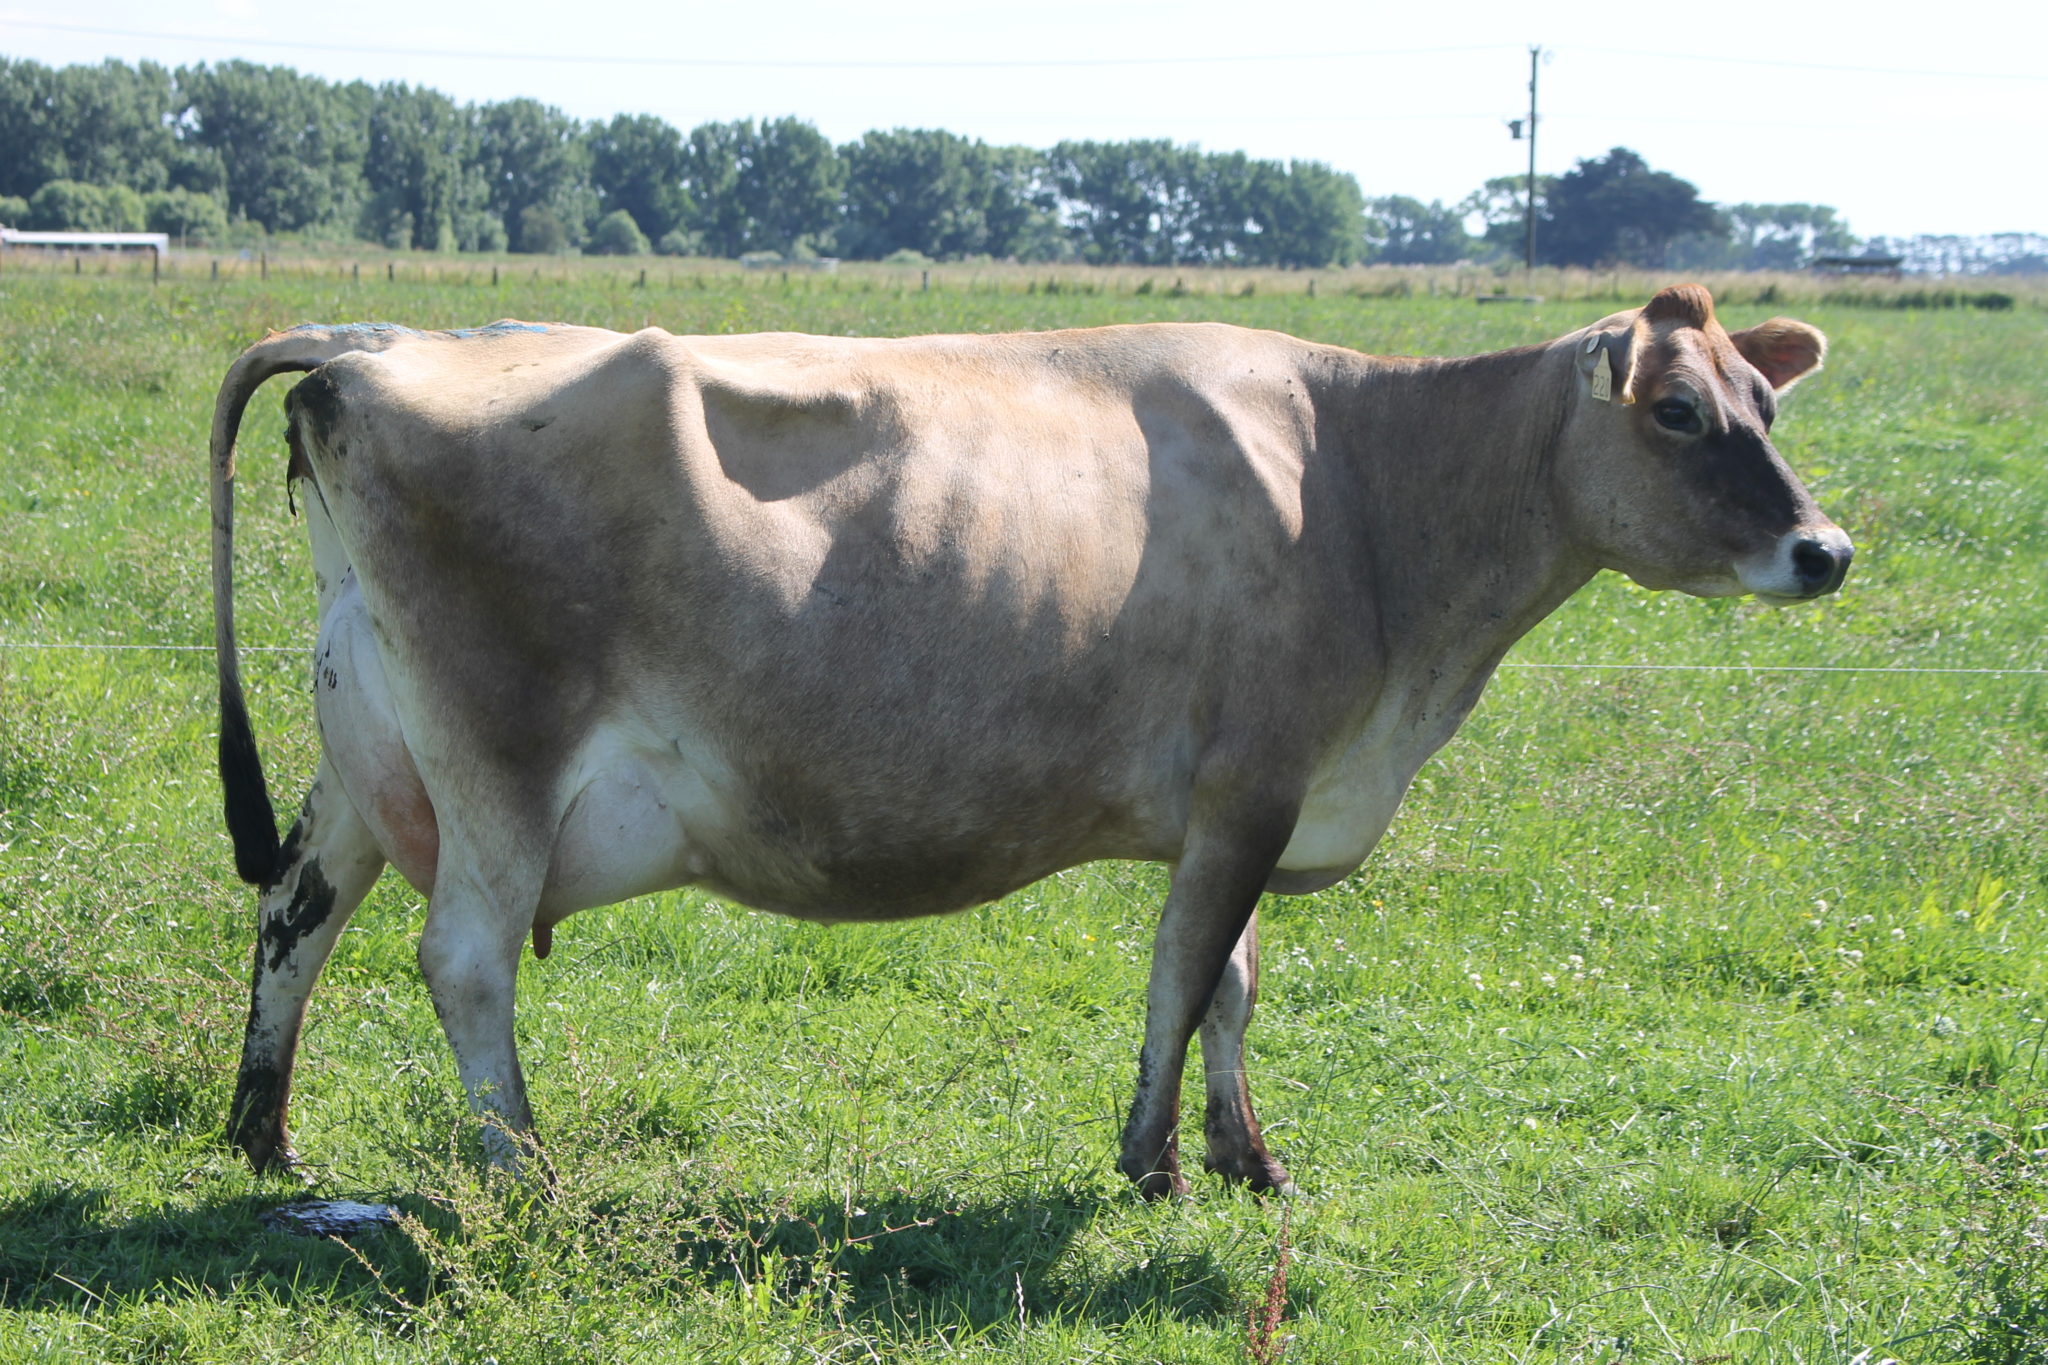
1,271 -> 2045,1361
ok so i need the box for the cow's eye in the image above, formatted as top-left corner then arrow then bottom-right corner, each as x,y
1652,399 -> 1701,434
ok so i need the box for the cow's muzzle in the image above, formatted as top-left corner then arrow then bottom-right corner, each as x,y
1740,525 -> 1854,603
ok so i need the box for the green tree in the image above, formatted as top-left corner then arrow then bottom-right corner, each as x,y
0,193 -> 27,225
179,61 -> 371,233
25,180 -> 144,231
1247,159 -> 1366,267
679,120 -> 747,257
588,113 -> 690,243
986,145 -> 1061,260
0,57 -> 184,200
1366,195 -> 1472,264
361,83 -> 484,251
1459,173 -> 1554,262
1184,149 -> 1260,263
1048,139 -> 1202,264
516,203 -> 571,255
476,98 -> 596,252
0,57 -> 59,199
1721,203 -> 1857,269
50,60 -> 180,192
587,207 -> 650,255
143,187 -> 228,243
747,117 -> 844,255
1540,147 -> 1718,268
839,128 -> 1037,260
679,117 -> 843,258
1041,142 -> 1361,266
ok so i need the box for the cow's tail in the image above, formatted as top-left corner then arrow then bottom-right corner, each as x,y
211,324 -> 413,885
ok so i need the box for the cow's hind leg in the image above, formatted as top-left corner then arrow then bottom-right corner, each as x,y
1199,913 -> 1295,1194
414,844 -> 547,1168
1119,805 -> 1294,1199
230,760 -> 386,1173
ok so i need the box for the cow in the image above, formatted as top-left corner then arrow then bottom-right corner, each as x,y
211,285 -> 1850,1198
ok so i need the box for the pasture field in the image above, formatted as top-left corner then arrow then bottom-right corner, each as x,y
1,269 -> 2045,1363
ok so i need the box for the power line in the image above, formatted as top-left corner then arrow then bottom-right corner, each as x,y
10,21 -> 2044,83
0,21 -> 1507,70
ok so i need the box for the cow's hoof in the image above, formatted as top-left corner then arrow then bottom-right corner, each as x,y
1136,1169 -> 1191,1201
232,1126 -> 304,1180
1120,1157 -> 1191,1201
1205,1152 -> 1298,1198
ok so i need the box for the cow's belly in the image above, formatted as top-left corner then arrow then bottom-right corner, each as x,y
540,726 -> 1108,924
313,587 -> 1058,926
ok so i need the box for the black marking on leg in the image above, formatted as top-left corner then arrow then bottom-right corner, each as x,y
269,815 -> 307,890
229,1061 -> 288,1149
264,858 -> 338,972
1120,1046 -> 1188,1196
231,953 -> 296,1172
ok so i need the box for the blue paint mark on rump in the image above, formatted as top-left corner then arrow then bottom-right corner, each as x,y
445,320 -> 551,339
285,321 -> 423,338
283,320 -> 550,340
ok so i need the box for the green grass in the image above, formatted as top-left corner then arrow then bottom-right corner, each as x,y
3,267 -> 2046,1362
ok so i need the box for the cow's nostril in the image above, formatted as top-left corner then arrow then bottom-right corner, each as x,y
1790,537 -> 1842,589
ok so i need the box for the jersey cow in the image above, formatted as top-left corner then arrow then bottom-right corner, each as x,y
212,285 -> 1850,1197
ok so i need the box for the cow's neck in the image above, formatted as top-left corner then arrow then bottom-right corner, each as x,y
1326,342 -> 1596,712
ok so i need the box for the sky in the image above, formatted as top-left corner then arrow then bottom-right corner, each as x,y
3,0 -> 2043,241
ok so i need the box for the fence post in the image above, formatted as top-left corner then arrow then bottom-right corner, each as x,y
492,265 -> 499,287
260,251 -> 267,281
387,261 -> 395,283
922,269 -> 930,292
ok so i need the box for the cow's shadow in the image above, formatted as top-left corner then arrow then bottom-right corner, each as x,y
657,1184 -> 1242,1333
0,1180 -> 413,1313
0,1177 -> 1244,1335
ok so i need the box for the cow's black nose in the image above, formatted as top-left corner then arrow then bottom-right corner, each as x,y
1790,536 -> 1852,593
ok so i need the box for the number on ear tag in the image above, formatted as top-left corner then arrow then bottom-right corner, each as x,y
1590,347 -> 1613,403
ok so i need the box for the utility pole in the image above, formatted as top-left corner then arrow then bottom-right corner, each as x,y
1523,45 -> 1540,273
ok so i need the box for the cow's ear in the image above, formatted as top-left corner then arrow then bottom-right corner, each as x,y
1577,328 -> 1638,405
1729,317 -> 1827,392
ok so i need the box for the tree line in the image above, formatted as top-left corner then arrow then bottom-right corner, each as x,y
10,54 -> 2025,273
0,57 -> 1368,266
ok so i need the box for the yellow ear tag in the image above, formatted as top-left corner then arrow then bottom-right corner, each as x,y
1589,346 -> 1613,403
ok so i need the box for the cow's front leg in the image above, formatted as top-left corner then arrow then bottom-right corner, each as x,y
1119,802 -> 1294,1199
1199,912 -> 1295,1194
230,760 -> 387,1173
415,853 -> 543,1167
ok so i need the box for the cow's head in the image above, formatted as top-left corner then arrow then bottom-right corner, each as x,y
1559,284 -> 1851,604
